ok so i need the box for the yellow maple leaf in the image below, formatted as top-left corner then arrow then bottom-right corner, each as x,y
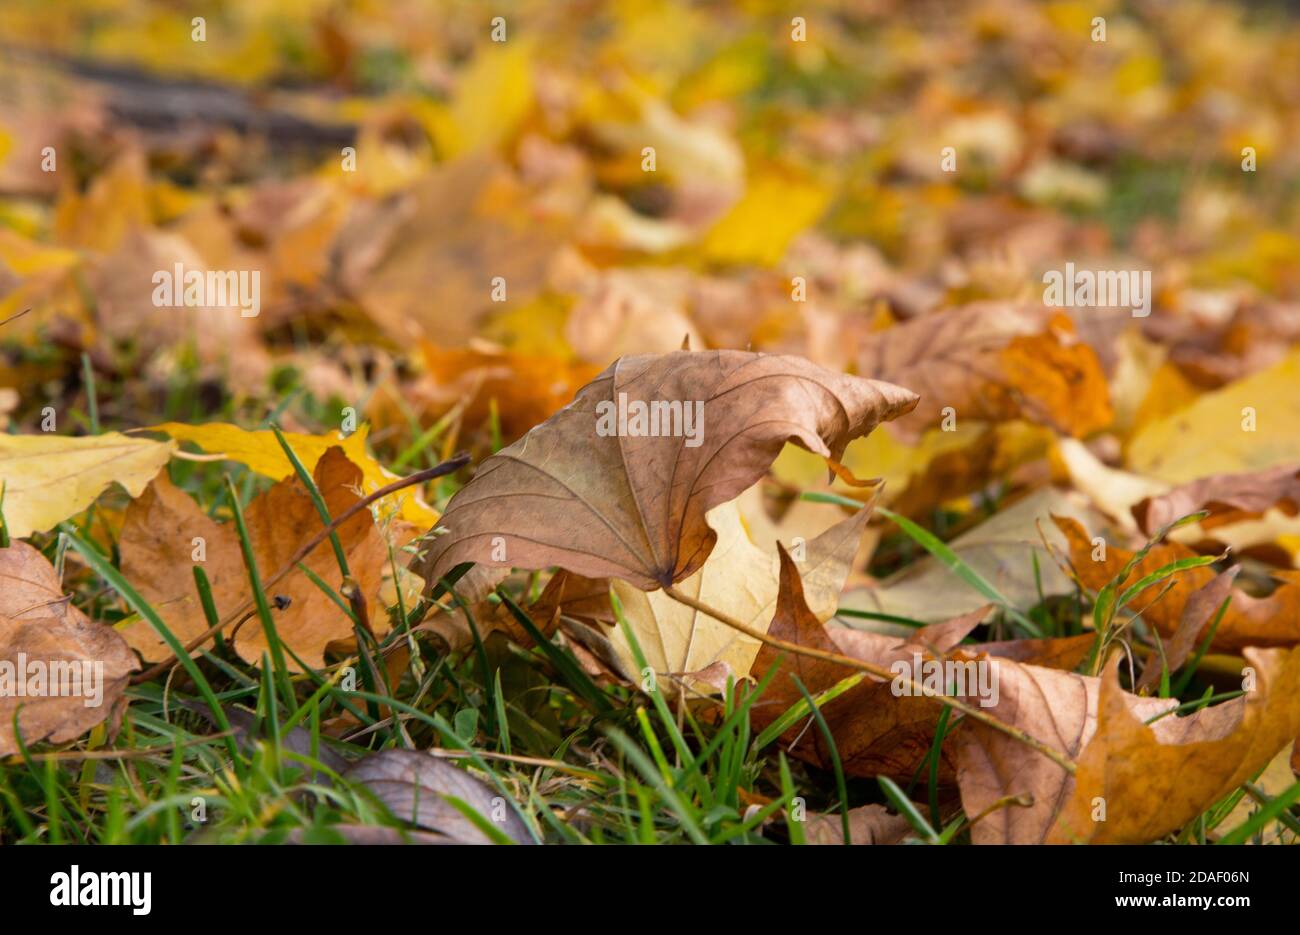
1127,347 -> 1300,483
0,433 -> 175,539
426,41 -> 535,158
702,169 -> 831,266
148,422 -> 439,528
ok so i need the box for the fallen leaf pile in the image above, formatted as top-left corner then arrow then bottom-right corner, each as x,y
3,0 -> 1300,847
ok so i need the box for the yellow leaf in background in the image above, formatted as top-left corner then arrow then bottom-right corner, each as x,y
0,200 -> 46,239
672,36 -> 767,113
702,169 -> 831,266
0,228 -> 80,277
1127,347 -> 1300,484
1055,437 -> 1169,533
149,179 -> 206,223
1128,359 -> 1199,440
429,41 -> 534,158
147,422 -> 438,528
1112,53 -> 1163,97
1108,328 -> 1169,438
0,433 -> 175,539
578,195 -> 696,253
1043,0 -> 1106,33
1279,534 -> 1300,566
610,496 -> 868,694
772,423 -> 983,503
53,149 -> 151,252
86,14 -> 279,85
481,293 -> 575,358
337,121 -> 433,197
1191,229 -> 1300,293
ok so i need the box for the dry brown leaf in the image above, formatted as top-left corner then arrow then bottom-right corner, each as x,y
753,548 -> 1166,835
344,749 -> 534,844
1159,299 -> 1300,389
805,803 -> 915,845
418,349 -> 917,592
759,555 -> 1176,844
1049,647 -> 1300,843
336,157 -> 567,347
855,304 -> 1111,437
562,268 -> 704,363
0,543 -> 136,755
418,342 -> 602,444
85,228 -> 269,390
1054,515 -> 1300,651
953,655 -> 1173,844
752,558 -> 984,782
119,447 -> 392,670
1133,464 -> 1300,536
977,633 -> 1096,671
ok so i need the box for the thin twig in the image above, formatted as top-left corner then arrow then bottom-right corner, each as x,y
0,307 -> 31,327
662,585 -> 1077,774
131,453 -> 470,683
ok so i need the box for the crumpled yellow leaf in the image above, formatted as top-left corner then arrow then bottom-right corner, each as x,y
0,433 -> 174,539
147,422 -> 436,527
609,496 -> 870,694
1054,436 -> 1169,533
